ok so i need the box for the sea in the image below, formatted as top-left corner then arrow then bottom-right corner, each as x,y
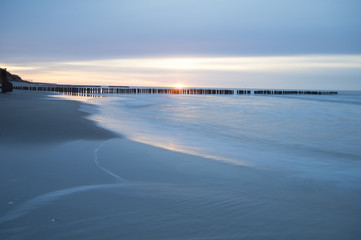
50,89 -> 361,239
75,89 -> 361,188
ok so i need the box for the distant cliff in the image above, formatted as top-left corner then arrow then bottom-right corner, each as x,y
0,68 -> 27,82
0,68 -> 15,92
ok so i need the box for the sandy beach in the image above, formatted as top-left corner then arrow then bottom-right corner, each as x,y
1,91 -> 360,240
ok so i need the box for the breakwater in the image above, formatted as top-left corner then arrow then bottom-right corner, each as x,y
13,85 -> 338,95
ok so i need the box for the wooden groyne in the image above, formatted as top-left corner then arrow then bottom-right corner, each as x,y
13,85 -> 338,95
13,86 -> 238,95
254,90 -> 338,95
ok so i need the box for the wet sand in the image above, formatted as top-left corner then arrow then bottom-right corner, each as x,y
0,91 -> 360,240
0,91 -> 117,143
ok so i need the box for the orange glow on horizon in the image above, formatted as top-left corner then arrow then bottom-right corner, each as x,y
173,83 -> 185,88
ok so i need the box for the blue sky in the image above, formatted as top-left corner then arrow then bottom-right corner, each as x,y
1,0 -> 361,89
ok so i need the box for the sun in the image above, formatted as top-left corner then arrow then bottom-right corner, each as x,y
173,83 -> 185,88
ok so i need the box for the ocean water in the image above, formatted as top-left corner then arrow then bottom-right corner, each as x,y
3,90 -> 360,239
81,90 -> 361,188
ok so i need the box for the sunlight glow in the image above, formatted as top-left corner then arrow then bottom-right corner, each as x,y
173,83 -> 185,88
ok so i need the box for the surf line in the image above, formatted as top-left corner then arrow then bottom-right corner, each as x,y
94,138 -> 127,183
0,138 -> 128,224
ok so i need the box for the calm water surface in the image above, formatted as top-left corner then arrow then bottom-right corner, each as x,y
84,91 -> 361,187
30,90 -> 361,240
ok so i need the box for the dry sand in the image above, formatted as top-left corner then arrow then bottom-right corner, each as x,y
0,91 -> 360,240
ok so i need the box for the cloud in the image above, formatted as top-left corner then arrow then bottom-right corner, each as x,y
1,0 -> 360,60
3,55 -> 361,89
60,55 -> 361,72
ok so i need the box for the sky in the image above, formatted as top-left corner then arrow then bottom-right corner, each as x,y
1,0 -> 361,89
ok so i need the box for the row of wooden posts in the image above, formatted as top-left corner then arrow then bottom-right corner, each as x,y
254,90 -> 338,95
13,85 -> 338,95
